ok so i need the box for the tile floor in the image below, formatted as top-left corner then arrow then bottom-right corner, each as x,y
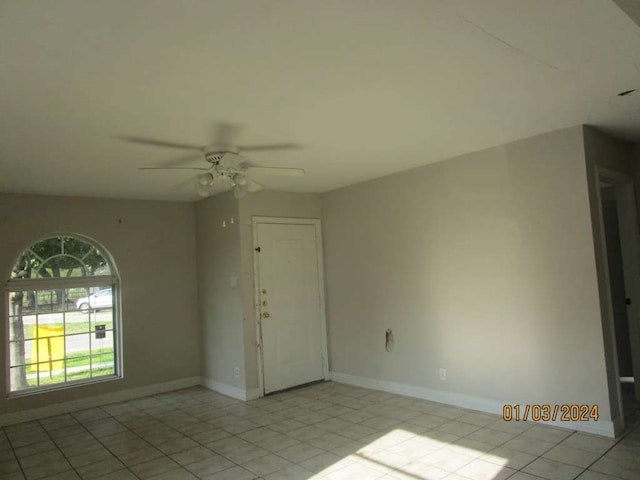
1,382 -> 639,480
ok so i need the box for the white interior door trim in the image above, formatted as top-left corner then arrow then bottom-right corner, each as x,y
594,166 -> 640,432
252,216 -> 330,396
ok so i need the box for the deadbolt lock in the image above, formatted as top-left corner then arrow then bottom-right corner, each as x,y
262,289 -> 267,294
262,312 -> 270,319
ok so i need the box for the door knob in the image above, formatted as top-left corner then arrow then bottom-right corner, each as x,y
262,312 -> 270,319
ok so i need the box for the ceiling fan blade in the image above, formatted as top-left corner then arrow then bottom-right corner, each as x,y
239,143 -> 300,152
138,166 -> 212,171
248,180 -> 263,193
141,154 -> 205,169
165,154 -> 205,167
119,136 -> 202,151
247,166 -> 305,176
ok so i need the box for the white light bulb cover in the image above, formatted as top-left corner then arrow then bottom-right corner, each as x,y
233,173 -> 248,187
233,182 -> 249,199
198,173 -> 214,186
196,183 -> 212,197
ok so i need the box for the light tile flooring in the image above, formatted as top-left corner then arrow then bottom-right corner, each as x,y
1,382 -> 640,480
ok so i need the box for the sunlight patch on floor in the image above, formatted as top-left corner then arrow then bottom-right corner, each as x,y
313,428 -> 508,479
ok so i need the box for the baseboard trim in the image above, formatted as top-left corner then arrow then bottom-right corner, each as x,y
612,415 -> 625,437
330,371 -> 615,438
200,377 -> 253,401
245,388 -> 262,401
0,376 -> 201,427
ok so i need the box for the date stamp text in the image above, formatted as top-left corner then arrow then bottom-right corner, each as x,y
502,404 -> 599,422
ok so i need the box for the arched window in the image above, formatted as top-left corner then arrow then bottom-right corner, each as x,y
6,235 -> 121,394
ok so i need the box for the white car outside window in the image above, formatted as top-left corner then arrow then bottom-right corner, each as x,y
76,289 -> 112,312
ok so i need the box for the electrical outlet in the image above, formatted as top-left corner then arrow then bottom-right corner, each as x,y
439,368 -> 447,381
235,367 -> 240,378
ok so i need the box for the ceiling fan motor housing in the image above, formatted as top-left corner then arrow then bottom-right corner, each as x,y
203,145 -> 240,164
204,151 -> 225,163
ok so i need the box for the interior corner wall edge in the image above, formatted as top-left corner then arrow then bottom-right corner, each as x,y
195,192 -> 246,391
0,193 -> 200,415
321,126 -> 612,423
612,0 -> 640,28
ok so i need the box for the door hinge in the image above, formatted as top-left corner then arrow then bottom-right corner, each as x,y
255,246 -> 261,253
626,298 -> 632,305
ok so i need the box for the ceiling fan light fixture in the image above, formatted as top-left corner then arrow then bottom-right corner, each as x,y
198,172 -> 214,186
232,173 -> 248,187
129,127 -> 304,199
197,184 -> 212,198
233,182 -> 249,199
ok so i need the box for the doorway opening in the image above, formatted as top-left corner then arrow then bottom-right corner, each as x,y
597,168 -> 640,431
252,217 -> 329,396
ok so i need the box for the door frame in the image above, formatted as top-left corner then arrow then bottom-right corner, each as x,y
594,166 -> 640,432
252,216 -> 330,396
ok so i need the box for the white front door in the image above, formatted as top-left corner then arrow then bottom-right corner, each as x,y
255,220 -> 327,394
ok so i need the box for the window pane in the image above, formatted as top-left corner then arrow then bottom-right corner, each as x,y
40,256 -> 85,279
8,314 -> 34,341
34,289 -> 68,315
9,286 -> 117,393
10,366 -> 31,391
11,236 -> 111,279
66,314 -> 91,335
91,327 -> 114,362
7,235 -> 119,393
66,333 -> 90,356
62,237 -> 93,258
92,352 -> 115,377
67,368 -> 94,382
37,360 -> 67,386
65,355 -> 92,379
9,340 -> 33,367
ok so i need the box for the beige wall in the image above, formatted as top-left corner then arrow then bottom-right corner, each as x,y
4,127 -> 631,424
238,191 -> 322,391
322,127 -> 612,420
195,191 -> 245,390
0,193 -> 199,415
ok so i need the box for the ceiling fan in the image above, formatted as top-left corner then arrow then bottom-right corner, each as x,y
122,123 -> 305,198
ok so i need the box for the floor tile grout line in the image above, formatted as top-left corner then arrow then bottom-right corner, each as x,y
152,389 -> 360,477
69,405 -> 148,480
36,417 -> 86,480
448,417 -> 623,478
572,420 -> 637,480
4,384 -> 638,480
123,393 -> 292,479
1,425 -> 29,480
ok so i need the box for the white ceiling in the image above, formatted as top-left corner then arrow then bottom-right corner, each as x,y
1,0 -> 640,201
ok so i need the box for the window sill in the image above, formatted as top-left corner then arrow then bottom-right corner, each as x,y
7,374 -> 122,399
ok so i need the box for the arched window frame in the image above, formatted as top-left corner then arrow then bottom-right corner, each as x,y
5,234 -> 121,396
